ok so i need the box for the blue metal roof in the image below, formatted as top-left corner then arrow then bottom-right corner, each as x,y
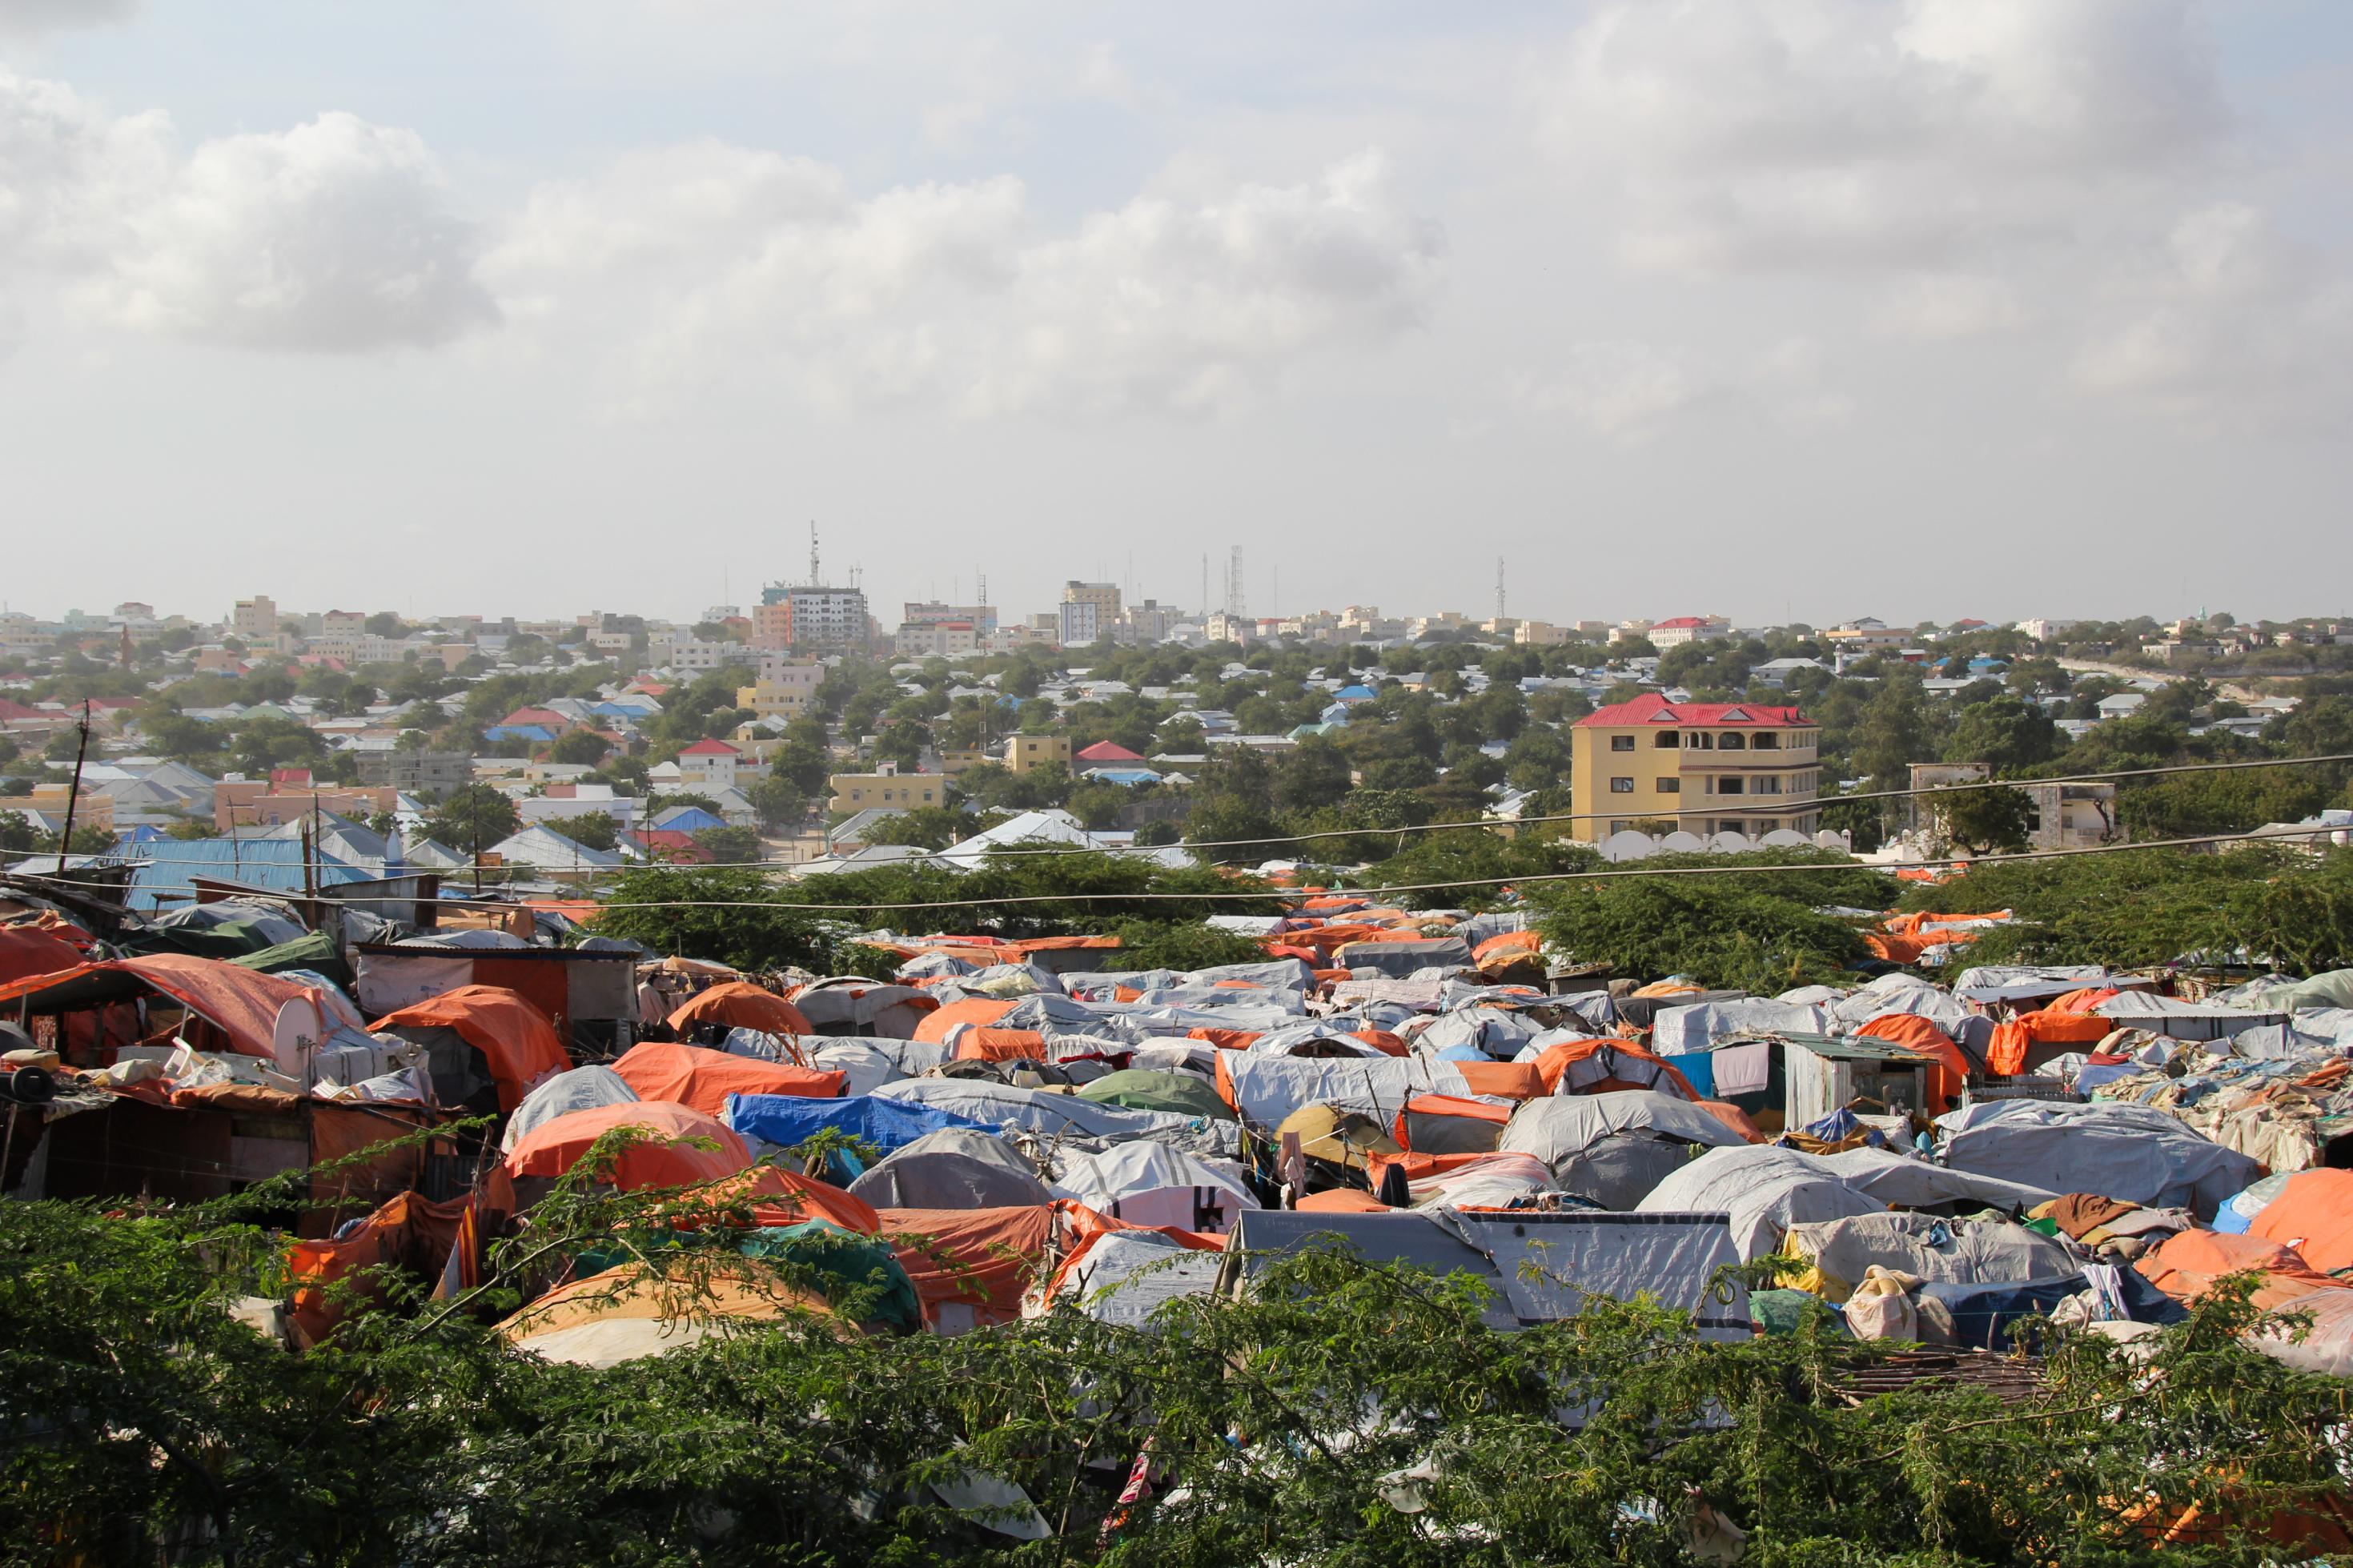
102,837 -> 374,911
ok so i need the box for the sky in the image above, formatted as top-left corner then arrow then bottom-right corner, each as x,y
2,0 -> 2349,631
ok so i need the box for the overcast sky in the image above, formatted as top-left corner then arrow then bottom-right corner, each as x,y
3,0 -> 2348,630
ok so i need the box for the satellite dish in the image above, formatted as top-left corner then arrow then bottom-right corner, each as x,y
270,997 -> 331,1087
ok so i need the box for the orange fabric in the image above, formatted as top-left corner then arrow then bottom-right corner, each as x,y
1211,978 -> 1263,990
0,953 -> 327,1060
1693,1101 -> 1767,1143
1213,1051 -> 1237,1113
1113,985 -> 1144,1003
1352,1028 -> 1407,1057
1853,1013 -> 1970,1113
2046,986 -> 2122,1015
913,997 -> 1016,1044
371,985 -> 573,1112
1312,968 -> 1353,988
1294,1188 -> 1392,1213
0,924 -> 86,988
1392,1093 -> 1513,1150
2136,1229 -> 2341,1309
954,1028 -> 1050,1061
1862,933 -> 1932,964
2251,1169 -> 2353,1275
1455,1060 -> 1546,1101
1188,1026 -> 1263,1052
1472,930 -> 1542,962
693,1165 -> 881,1235
666,981 -> 811,1037
1365,1149 -> 1495,1187
287,1191 -> 468,1347
1528,1037 -> 1699,1101
874,1204 -> 1059,1329
609,1041 -> 845,1114
1040,1201 -> 1225,1301
1983,1009 -> 2116,1075
501,1101 -> 752,1190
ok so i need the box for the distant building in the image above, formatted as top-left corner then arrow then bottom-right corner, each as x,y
1648,615 -> 1732,648
231,595 -> 279,643
214,777 -> 397,832
901,600 -> 998,635
829,769 -> 946,814
676,737 -> 742,791
737,660 -> 824,721
1909,763 -> 2119,852
1570,693 -> 1821,843
1058,581 -> 1122,647
753,583 -> 869,651
1003,734 -> 1072,775
355,750 -> 471,796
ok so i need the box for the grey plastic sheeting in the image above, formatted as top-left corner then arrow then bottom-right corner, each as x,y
1935,1100 -> 2260,1220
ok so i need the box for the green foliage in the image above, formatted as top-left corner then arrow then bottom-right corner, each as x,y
546,727 -> 612,766
1528,851 -> 1897,989
1360,828 -> 1604,912
1932,782 -> 2036,854
2118,764 -> 2342,840
1912,845 -> 2353,974
693,824 -> 765,864
557,810 -> 620,852
1107,919 -> 1268,971
426,782 -> 521,853
745,770 -> 807,832
862,804 -> 970,850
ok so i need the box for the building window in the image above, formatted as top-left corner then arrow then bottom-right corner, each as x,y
1753,732 -> 1780,749
1609,776 -> 1635,793
1609,734 -> 1635,752
1719,820 -> 1749,835
1717,776 -> 1744,795
1754,776 -> 1781,794
1609,820 -> 1630,834
1755,818 -> 1777,833
1654,732 -> 1680,748
1717,732 -> 1746,751
1656,778 -> 1680,794
1686,732 -> 1713,749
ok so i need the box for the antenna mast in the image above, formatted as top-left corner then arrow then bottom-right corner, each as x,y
808,522 -> 821,588
1496,556 -> 1507,621
1227,545 -> 1247,620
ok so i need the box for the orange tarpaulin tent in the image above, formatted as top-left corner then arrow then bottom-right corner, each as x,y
2046,986 -> 2122,1015
287,1190 -> 468,1347
913,997 -> 1016,1044
0,924 -> 86,988
0,952 -> 335,1060
1984,1009 -> 2117,1076
2250,1169 -> 2353,1275
1455,1059 -> 1547,1101
1038,1200 -> 1226,1301
371,985 -> 573,1111
1295,1188 -> 1393,1214
1188,1025 -> 1262,1052
610,1041 -> 845,1115
691,1165 -> 882,1235
1853,1013 -> 1971,1113
667,981 -> 810,1037
874,1204 -> 1059,1330
502,1101 -> 752,1190
1528,1037 -> 1699,1100
952,1028 -> 1050,1061
2136,1229 -> 2343,1309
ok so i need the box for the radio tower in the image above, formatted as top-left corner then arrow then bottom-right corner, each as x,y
976,569 -> 987,607
1227,545 -> 1247,620
808,522 -> 821,588
1496,555 -> 1507,620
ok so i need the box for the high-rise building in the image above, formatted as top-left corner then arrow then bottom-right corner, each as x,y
231,595 -> 278,643
753,583 -> 869,651
1058,581 -> 1122,647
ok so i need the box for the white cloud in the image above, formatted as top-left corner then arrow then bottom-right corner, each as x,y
0,0 -> 138,38
483,144 -> 1444,416
1511,335 -> 1847,442
0,70 -> 493,353
1870,273 -> 2028,340
1548,0 -> 2228,276
2071,203 -> 2353,427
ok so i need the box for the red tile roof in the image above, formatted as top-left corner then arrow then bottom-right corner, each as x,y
1576,693 -> 1809,728
1652,616 -> 1716,629
678,737 -> 741,756
1075,740 -> 1145,762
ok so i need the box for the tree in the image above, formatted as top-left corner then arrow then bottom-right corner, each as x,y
547,728 -> 612,767
693,824 -> 764,864
1273,737 -> 1352,815
363,611 -> 405,637
746,772 -> 807,832
1943,694 -> 2062,772
558,811 -> 620,852
862,805 -> 967,850
427,784 -> 520,856
1933,782 -> 2035,854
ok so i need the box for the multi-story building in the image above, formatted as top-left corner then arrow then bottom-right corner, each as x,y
1057,581 -> 1122,647
215,776 -> 399,832
902,601 -> 998,635
1648,615 -> 1732,648
1003,734 -> 1072,775
1907,763 -> 2119,852
753,583 -> 869,651
1123,600 -> 1179,644
231,595 -> 279,643
356,750 -> 471,796
895,620 -> 981,658
828,768 -> 946,813
1570,694 -> 1821,842
737,659 -> 825,721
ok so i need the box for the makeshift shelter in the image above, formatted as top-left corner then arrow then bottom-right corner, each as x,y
912,997 -> 1018,1044
1497,1090 -> 1749,1209
371,985 -> 572,1113
1850,1013 -> 1970,1112
1391,1094 -> 1512,1156
1275,1104 -> 1400,1174
609,1041 -> 845,1115
501,1101 -> 752,1191
847,1129 -> 1054,1210
873,1079 -> 1218,1146
692,1164 -> 882,1235
1636,1145 -> 1888,1260
500,1262 -> 840,1367
1049,1230 -> 1226,1325
1051,1141 -> 1259,1232
355,941 -> 636,1051
1529,1037 -> 1699,1100
1937,1100 -> 2261,1220
2248,1169 -> 2353,1274
725,1093 -> 994,1158
1076,1069 -> 1234,1122
502,1065 -> 639,1153
0,924 -> 86,988
874,1205 -> 1060,1333
666,981 -> 812,1041
785,978 -> 937,1039
1782,1213 -> 2077,1303
0,952 -> 342,1062
287,1189 -> 468,1347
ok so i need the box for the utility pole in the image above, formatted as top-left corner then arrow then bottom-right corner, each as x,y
53,701 -> 90,876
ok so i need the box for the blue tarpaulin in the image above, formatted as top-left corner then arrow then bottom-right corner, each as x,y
725,1093 -> 994,1156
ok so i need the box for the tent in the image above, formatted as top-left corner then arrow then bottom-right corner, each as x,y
1636,1145 -> 1887,1260
1496,1090 -> 1748,1209
371,985 -> 572,1113
500,1262 -> 840,1367
1528,1037 -> 1699,1100
785,978 -> 937,1039
501,1101 -> 752,1191
1783,1212 -> 2078,1302
913,997 -> 1018,1044
873,1079 -> 1215,1145
2248,1168 -> 2353,1273
847,1129 -> 1054,1210
1051,1141 -> 1259,1232
0,952 -> 339,1061
874,1204 -> 1060,1333
667,981 -> 812,1039
1937,1100 -> 2261,1220
1050,1230 -> 1226,1325
1850,1013 -> 1970,1112
1391,1094 -> 1512,1156
725,1093 -> 994,1158
610,1041 -> 845,1115
690,1164 -> 883,1235
502,1065 -> 639,1153
0,924 -> 87,988
1076,1069 -> 1234,1121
